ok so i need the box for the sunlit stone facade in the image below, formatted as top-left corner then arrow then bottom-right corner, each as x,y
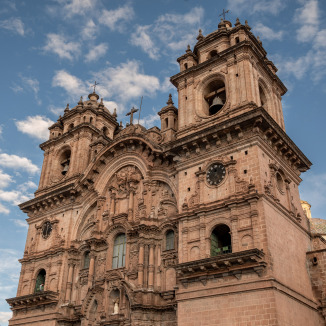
7,17 -> 326,326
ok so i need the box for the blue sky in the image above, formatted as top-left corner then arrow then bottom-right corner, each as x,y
0,0 -> 325,323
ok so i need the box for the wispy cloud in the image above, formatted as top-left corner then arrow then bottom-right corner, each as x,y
43,33 -> 80,61
85,43 -> 108,62
130,7 -> 204,59
15,115 -> 54,141
12,76 -> 41,105
0,17 -> 25,36
0,153 -> 40,174
0,203 -> 10,214
139,112 -> 160,128
226,0 -> 285,15
253,23 -> 284,41
130,25 -> 160,60
48,105 -> 64,116
294,0 -> 319,42
52,61 -> 160,114
11,219 -> 28,229
81,19 -> 97,40
99,5 -> 135,32
64,0 -> 96,17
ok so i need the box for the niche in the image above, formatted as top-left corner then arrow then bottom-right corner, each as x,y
60,149 -> 71,176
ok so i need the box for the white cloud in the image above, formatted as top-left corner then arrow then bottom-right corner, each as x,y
0,17 -> 24,36
62,0 -> 96,17
95,60 -> 160,103
314,29 -> 326,49
81,19 -> 97,40
227,0 -> 284,15
43,33 -> 80,60
254,23 -> 283,41
15,115 -> 54,141
130,25 -> 160,60
130,7 -> 204,58
0,311 -> 12,324
52,70 -> 88,98
11,219 -> 28,229
85,43 -> 108,62
0,203 -> 10,214
99,5 -> 135,32
0,153 -> 40,174
0,125 -> 2,136
0,170 -> 12,188
17,181 -> 37,192
294,0 -> 319,42
0,189 -> 33,205
49,105 -> 64,116
103,100 -> 121,114
139,112 -> 160,128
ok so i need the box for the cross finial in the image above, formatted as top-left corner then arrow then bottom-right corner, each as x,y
91,81 -> 99,93
126,107 -> 139,125
219,9 -> 230,21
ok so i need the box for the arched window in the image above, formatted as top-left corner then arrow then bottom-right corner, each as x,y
211,224 -> 231,256
112,234 -> 126,269
235,36 -> 240,44
165,118 -> 169,129
83,251 -> 90,269
90,117 -> 93,123
166,230 -> 174,250
34,269 -> 46,293
184,63 -> 188,70
68,123 -> 74,130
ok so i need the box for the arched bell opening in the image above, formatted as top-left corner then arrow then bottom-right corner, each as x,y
207,49 -> 218,60
210,224 -> 232,256
203,79 -> 226,116
34,269 -> 46,293
59,149 -> 71,176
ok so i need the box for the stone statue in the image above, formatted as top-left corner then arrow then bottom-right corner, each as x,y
113,298 -> 119,315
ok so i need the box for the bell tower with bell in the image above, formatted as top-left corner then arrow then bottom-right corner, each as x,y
171,18 -> 286,139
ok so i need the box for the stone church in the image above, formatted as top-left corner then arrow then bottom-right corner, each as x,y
7,17 -> 326,326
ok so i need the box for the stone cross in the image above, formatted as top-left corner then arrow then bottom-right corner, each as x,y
126,107 -> 139,125
219,9 -> 230,20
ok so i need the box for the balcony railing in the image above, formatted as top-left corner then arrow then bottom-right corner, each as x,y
211,245 -> 232,256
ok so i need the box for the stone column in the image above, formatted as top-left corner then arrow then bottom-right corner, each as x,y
148,245 -> 155,289
88,253 -> 95,288
138,244 -> 144,287
156,245 -> 161,290
65,263 -> 74,302
128,190 -> 134,222
125,242 -> 130,270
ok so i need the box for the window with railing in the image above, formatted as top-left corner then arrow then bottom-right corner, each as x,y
211,224 -> 232,256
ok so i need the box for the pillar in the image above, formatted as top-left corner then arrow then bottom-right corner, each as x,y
88,253 -> 95,288
138,244 -> 144,287
148,244 -> 155,289
65,263 -> 74,302
156,245 -> 161,290
128,190 -> 134,222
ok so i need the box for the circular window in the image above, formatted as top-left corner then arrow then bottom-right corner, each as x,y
42,221 -> 52,239
276,172 -> 284,193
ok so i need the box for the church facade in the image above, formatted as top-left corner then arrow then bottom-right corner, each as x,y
7,18 -> 326,326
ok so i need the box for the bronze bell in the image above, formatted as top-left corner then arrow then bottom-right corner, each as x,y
61,160 -> 70,175
209,95 -> 224,115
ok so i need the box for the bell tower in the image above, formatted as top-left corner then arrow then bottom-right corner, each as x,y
171,18 -> 286,139
37,92 -> 118,196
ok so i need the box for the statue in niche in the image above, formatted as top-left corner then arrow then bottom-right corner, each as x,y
113,298 -> 119,315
